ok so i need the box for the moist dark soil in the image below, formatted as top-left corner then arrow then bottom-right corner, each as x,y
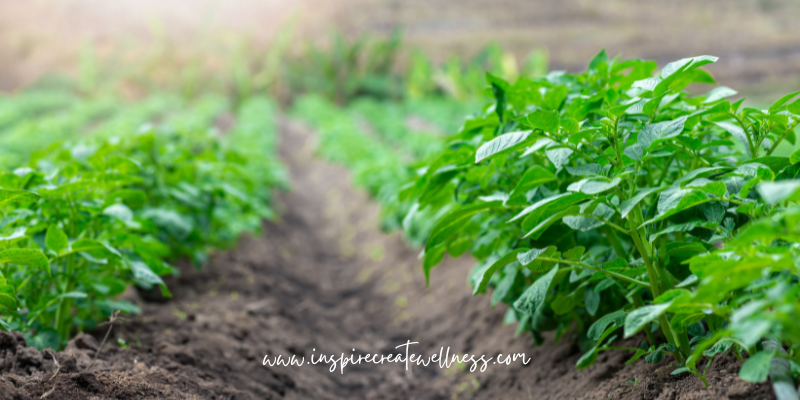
0,120 -> 775,400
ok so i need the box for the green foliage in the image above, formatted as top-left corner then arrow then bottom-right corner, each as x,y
0,94 -> 283,350
401,50 -> 800,387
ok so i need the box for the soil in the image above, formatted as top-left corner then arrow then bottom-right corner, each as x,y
0,120 -> 776,400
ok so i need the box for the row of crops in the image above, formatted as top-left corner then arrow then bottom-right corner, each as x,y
0,89 -> 285,350
292,51 -> 800,394
1,33 -> 799,396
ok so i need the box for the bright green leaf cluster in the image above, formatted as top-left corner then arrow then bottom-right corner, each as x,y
404,50 -> 800,386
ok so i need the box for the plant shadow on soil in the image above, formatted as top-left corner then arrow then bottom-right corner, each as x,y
0,120 -> 776,400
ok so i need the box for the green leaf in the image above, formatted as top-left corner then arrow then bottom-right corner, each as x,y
788,99 -> 800,115
704,87 -> 737,103
475,131 -> 532,163
105,189 -> 148,209
565,164 -> 601,177
517,247 -> 556,268
513,265 -> 559,316
585,289 -> 600,316
638,117 -> 687,150
45,225 -> 69,253
427,202 -> 503,250
625,348 -> 650,365
769,91 -> 800,114
568,177 -> 621,195
474,249 -> 527,295
620,187 -> 666,219
528,110 -> 559,133
713,121 -> 751,157
0,285 -> 18,310
588,309 -> 626,340
509,166 -> 556,198
739,351 -> 775,383
790,148 -> 800,165
576,348 -> 598,370
0,249 -> 50,276
661,55 -> 718,79
0,189 -> 40,207
58,291 -> 88,299
756,180 -> 800,205
511,192 -> 589,223
644,188 -> 709,225
624,303 -> 671,338
523,205 -> 580,239
747,156 -> 790,173
588,49 -> 608,70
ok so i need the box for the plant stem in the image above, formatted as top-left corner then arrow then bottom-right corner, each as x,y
766,119 -> 800,156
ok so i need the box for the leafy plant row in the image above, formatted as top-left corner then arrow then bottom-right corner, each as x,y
0,95 -> 284,349
292,95 -> 449,246
403,51 -> 800,390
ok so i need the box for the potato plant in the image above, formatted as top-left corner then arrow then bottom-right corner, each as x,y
408,50 -> 800,386
0,95 -> 282,349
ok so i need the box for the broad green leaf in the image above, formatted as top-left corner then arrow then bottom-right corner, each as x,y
105,189 -> 148,209
620,187 -> 666,219
141,208 -> 194,240
0,317 -> 10,331
624,302 -> 671,338
645,188 -> 708,225
513,265 -> 559,317
638,117 -> 687,150
528,110 -> 559,133
510,192 -> 588,223
0,285 -> 18,310
585,289 -> 600,316
563,215 -> 603,232
623,143 -> 643,161
756,180 -> 800,205
588,49 -> 608,70
568,177 -> 621,195
475,131 -> 532,163
474,249 -> 527,295
739,351 -> 775,383
524,205 -> 580,239
790,148 -> 800,165
56,238 -> 120,259
427,202 -> 503,249
0,227 -> 26,242
565,164 -> 601,177
0,189 -> 40,207
747,156 -> 790,173
0,249 -> 49,276
769,91 -> 800,114
713,121 -> 751,157
103,204 -> 136,225
509,166 -> 556,198
661,55 -> 718,79
517,247 -> 555,267
633,77 -> 662,92
588,309 -> 626,340
129,260 -> 166,287
545,145 -> 573,169
45,225 -> 69,253
704,87 -> 737,103
788,99 -> 800,115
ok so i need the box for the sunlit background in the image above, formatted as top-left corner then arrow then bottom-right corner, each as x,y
2,0 -> 799,103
